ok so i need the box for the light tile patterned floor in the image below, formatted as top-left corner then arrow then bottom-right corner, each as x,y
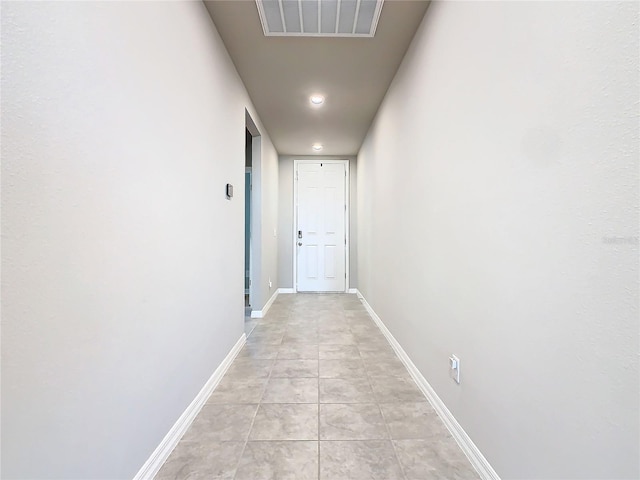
155,293 -> 480,480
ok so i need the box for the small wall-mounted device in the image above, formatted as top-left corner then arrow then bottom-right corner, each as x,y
226,183 -> 233,199
449,354 -> 460,384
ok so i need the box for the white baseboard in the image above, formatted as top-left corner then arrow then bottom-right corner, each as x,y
355,290 -> 500,480
348,288 -> 357,294
250,289 -> 279,318
133,334 -> 247,480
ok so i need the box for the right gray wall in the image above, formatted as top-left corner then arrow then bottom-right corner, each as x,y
357,2 -> 639,479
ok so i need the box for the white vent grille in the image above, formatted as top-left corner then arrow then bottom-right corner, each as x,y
256,0 -> 384,37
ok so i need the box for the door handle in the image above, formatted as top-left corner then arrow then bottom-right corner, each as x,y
298,230 -> 303,239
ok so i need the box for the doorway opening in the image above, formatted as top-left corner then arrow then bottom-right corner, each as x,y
245,110 -> 262,334
294,159 -> 349,293
244,128 -> 252,318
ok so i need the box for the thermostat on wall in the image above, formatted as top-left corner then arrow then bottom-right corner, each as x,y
226,183 -> 233,199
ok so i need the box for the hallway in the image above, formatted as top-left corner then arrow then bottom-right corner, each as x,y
156,294 -> 479,479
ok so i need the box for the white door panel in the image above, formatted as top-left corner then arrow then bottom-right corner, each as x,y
296,162 -> 346,292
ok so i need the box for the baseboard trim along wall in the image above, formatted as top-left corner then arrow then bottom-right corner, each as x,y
250,289 -> 280,318
133,333 -> 247,480
348,288 -> 357,294
278,288 -> 295,294
355,290 -> 501,480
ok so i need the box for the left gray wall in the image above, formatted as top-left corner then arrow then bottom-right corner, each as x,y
0,2 -> 277,478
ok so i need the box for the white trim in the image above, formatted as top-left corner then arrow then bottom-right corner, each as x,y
278,288 -> 295,294
250,288 -> 279,318
348,288 -> 357,294
355,290 -> 501,480
293,159 -> 350,293
133,334 -> 247,480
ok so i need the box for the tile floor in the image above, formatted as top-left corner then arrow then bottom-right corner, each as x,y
156,294 -> 480,480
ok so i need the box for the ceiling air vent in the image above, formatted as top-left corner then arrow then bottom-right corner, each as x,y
256,0 -> 384,37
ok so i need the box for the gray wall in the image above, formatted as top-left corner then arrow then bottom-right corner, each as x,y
357,2 -> 638,479
1,2 -> 276,478
278,156 -> 357,290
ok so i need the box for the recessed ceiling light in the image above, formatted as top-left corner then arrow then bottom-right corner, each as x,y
310,95 -> 325,105
312,144 -> 323,151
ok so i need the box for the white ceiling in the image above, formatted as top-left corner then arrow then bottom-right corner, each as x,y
204,0 -> 430,155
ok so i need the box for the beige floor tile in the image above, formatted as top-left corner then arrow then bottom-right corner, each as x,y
319,377 -> 374,403
262,377 -> 318,403
362,356 -> 410,377
180,404 -> 258,442
235,441 -> 318,480
319,440 -> 404,479
379,402 -> 446,439
350,324 -> 383,337
319,328 -> 352,339
282,331 -> 319,344
369,375 -> 426,403
319,359 -> 367,378
355,333 -> 390,347
249,403 -> 318,440
394,439 -> 481,480
319,331 -> 357,345
271,359 -> 318,377
224,358 -> 274,379
206,377 -> 267,404
319,344 -> 361,360
237,343 -> 279,360
320,403 -> 388,440
155,441 -> 244,480
247,331 -> 285,344
357,343 -> 396,358
277,342 -> 319,359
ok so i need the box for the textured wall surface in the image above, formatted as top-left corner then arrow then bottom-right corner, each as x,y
357,2 -> 639,478
1,2 -> 276,478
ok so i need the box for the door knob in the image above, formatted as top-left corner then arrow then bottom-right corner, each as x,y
298,242 -> 302,246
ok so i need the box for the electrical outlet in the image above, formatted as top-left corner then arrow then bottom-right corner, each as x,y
449,355 -> 460,384
268,278 -> 272,289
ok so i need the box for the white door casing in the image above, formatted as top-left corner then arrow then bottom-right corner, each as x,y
294,160 -> 348,292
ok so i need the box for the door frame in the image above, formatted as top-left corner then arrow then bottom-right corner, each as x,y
293,159 -> 350,293
245,110 -> 261,314
245,167 -> 252,299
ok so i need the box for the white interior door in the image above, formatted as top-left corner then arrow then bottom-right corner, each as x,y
296,161 -> 347,292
